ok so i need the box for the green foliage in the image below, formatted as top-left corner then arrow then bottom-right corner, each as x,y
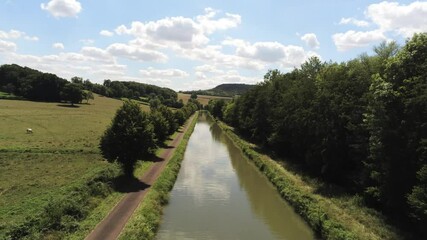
61,83 -> 84,105
82,90 -> 94,103
150,110 -> 170,143
100,100 -> 156,176
182,83 -> 254,97
119,112 -> 198,240
215,119 -> 397,240
5,165 -> 120,240
0,64 -> 68,102
212,33 -> 427,237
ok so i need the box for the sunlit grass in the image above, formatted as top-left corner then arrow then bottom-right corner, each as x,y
178,93 -> 231,106
0,95 -> 153,238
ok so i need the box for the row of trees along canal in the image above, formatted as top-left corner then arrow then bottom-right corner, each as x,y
0,64 -> 183,108
100,99 -> 199,177
207,33 -> 427,237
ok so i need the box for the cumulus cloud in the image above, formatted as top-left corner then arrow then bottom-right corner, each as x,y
81,46 -> 113,63
80,39 -> 94,45
334,1 -> 427,51
139,67 -> 189,78
0,39 -> 17,52
194,64 -> 224,74
186,70 -> 259,90
366,1 -> 427,37
41,0 -> 82,18
301,33 -> 320,49
196,8 -> 241,34
107,43 -> 168,62
332,30 -> 387,51
114,9 -> 240,49
0,29 -> 38,41
52,42 -> 64,49
223,38 -> 314,68
339,18 -> 370,27
100,30 -> 114,37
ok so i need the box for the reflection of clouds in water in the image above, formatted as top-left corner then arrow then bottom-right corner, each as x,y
174,122 -> 234,206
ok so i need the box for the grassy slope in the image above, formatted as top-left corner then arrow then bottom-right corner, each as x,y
216,120 -> 403,240
0,95 -> 151,238
178,93 -> 231,106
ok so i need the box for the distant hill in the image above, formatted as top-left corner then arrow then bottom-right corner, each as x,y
0,63 -> 182,108
182,83 -> 255,97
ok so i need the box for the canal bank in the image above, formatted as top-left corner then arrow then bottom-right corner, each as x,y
116,112 -> 199,240
156,112 -> 314,239
213,113 -> 403,240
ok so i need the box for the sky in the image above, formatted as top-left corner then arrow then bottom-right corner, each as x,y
0,0 -> 426,91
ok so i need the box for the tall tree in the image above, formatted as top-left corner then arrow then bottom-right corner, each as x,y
60,83 -> 83,106
100,101 -> 156,177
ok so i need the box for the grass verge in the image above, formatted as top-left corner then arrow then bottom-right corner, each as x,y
215,118 -> 403,240
118,112 -> 199,240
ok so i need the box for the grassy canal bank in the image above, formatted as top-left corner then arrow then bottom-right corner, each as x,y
214,116 -> 403,240
118,112 -> 199,240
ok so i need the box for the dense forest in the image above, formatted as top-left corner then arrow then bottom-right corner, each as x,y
207,33 -> 427,236
0,64 -> 182,108
182,83 -> 254,97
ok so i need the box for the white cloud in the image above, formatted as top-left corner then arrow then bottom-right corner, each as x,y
194,64 -> 224,74
366,1 -> 427,37
186,70 -> 259,90
0,29 -> 38,41
114,10 -> 241,49
41,0 -> 82,18
339,18 -> 370,27
139,67 -> 189,78
52,42 -> 64,49
107,43 -> 168,62
223,38 -> 314,68
80,39 -> 94,45
80,46 -> 113,63
100,30 -> 114,37
196,8 -> 241,34
0,39 -> 17,52
332,30 -> 387,51
301,33 -> 320,49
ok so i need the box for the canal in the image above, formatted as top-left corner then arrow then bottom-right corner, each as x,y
156,113 -> 314,240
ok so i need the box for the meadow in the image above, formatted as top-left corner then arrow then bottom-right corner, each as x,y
178,93 -> 231,107
0,95 -> 150,238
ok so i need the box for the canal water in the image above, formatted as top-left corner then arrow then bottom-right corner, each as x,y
156,113 -> 314,240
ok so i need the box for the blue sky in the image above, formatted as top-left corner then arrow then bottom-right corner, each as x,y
0,0 -> 426,90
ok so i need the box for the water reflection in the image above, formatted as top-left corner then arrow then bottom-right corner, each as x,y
156,113 -> 314,240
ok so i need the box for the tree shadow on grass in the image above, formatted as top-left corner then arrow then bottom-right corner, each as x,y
57,104 -> 80,108
112,175 -> 150,193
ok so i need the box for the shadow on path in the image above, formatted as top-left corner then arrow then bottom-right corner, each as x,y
112,175 -> 150,193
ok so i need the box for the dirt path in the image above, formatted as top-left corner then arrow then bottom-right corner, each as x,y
85,114 -> 196,240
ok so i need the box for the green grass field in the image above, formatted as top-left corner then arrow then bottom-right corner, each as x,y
178,93 -> 231,107
0,95 -> 151,238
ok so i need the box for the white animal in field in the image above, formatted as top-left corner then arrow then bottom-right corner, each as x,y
26,128 -> 33,134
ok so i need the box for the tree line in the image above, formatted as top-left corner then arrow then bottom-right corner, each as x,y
100,99 -> 200,177
0,64 -> 183,108
207,33 -> 427,236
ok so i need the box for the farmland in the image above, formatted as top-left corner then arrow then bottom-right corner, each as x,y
0,95 -> 150,237
178,93 -> 231,106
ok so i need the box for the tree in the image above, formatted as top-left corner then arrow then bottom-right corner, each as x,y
60,83 -> 83,106
190,92 -> 198,99
82,90 -> 94,103
71,76 -> 83,84
100,101 -> 156,177
150,110 -> 169,143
